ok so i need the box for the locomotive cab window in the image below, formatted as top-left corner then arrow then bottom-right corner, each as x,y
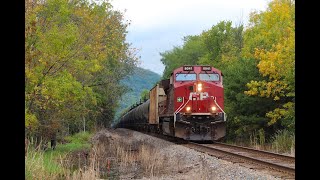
199,73 -> 219,81
175,73 -> 196,81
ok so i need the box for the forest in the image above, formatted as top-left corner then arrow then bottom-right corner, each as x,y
25,0 -> 139,141
160,0 -> 295,143
25,1 -> 295,179
115,67 -> 160,120
25,0 -> 294,146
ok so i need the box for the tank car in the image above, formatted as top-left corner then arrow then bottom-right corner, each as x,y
115,65 -> 226,141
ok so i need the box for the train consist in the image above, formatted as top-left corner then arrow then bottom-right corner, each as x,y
114,65 -> 226,141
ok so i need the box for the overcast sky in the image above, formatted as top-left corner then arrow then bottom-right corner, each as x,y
111,0 -> 270,75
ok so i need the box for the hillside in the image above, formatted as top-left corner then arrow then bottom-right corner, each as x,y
114,67 -> 161,120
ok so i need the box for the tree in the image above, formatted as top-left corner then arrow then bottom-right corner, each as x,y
140,89 -> 149,102
222,58 -> 277,140
243,0 -> 295,131
158,16 -> 293,140
25,0 -> 138,139
160,35 -> 206,78
198,20 -> 243,68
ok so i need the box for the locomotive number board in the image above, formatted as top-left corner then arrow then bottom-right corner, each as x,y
201,66 -> 211,71
183,66 -> 194,71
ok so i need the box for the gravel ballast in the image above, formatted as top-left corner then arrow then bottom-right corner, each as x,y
92,128 -> 281,180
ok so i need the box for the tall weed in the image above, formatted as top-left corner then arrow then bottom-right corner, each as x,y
271,129 -> 295,155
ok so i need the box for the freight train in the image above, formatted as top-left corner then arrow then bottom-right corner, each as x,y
114,65 -> 226,141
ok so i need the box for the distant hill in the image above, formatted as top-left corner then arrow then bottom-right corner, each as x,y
114,67 -> 161,120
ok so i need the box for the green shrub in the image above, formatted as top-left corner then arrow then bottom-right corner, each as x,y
64,131 -> 92,144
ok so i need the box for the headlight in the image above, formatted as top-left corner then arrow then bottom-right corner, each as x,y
211,106 -> 217,111
197,83 -> 202,91
186,106 -> 191,111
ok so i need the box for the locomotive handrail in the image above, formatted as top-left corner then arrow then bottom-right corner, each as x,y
174,97 -> 190,127
115,65 -> 226,141
211,96 -> 227,121
173,97 -> 184,128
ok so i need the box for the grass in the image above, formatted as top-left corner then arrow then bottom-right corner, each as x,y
92,136 -> 171,179
26,130 -> 173,179
271,129 -> 295,155
249,129 -> 266,150
64,131 -> 92,145
90,132 -> 192,179
227,129 -> 295,156
31,129 -> 298,179
25,131 -> 93,180
25,143 -> 66,179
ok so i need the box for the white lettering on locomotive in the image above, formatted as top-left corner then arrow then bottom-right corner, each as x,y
189,92 -> 208,100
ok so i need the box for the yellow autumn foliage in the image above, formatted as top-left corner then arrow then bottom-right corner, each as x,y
25,0 -> 137,136
244,0 -> 295,126
25,108 -> 39,130
266,102 -> 294,126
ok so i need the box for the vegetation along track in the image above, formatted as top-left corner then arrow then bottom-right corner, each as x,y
183,142 -> 295,179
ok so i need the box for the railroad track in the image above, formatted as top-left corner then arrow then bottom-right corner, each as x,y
183,142 -> 295,179
120,128 -> 295,178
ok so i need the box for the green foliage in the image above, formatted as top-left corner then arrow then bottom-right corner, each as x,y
114,67 -> 161,120
200,21 -> 243,67
160,20 -> 244,77
159,0 -> 295,143
159,21 -> 271,140
25,132 -> 93,179
25,0 -> 138,138
160,35 -> 206,78
64,131 -> 92,145
243,0 -> 295,128
221,57 -> 279,140
25,108 -> 38,131
140,89 -> 150,102
25,147 -> 64,179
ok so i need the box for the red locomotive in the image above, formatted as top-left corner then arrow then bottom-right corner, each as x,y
115,65 -> 226,141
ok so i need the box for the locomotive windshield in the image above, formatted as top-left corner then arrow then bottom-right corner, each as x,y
199,73 -> 219,81
176,73 -> 196,81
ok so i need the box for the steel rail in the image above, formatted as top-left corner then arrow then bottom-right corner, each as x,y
211,142 -> 295,163
119,128 -> 295,178
184,142 -> 295,178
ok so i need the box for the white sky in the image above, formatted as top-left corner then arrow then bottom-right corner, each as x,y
110,0 -> 270,75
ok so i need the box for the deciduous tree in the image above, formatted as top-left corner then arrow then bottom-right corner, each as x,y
25,0 -> 138,139
243,0 -> 295,130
